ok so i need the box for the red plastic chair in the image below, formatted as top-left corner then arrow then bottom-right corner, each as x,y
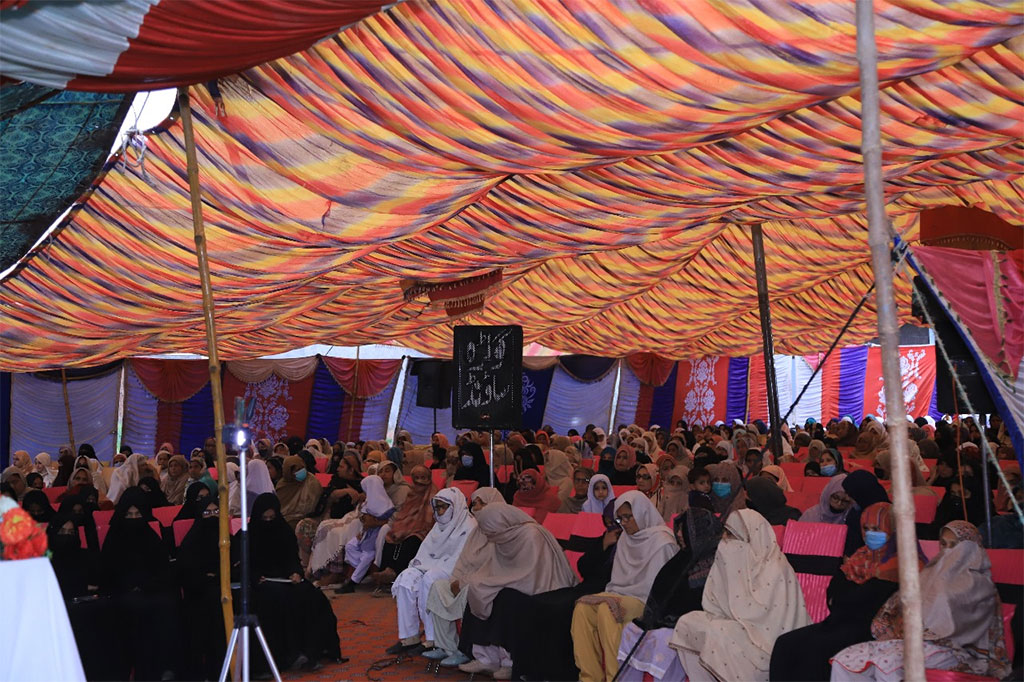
987,549 -> 1024,586
912,494 -> 939,524
580,459 -> 593,470
208,467 -> 218,481
919,540 -> 940,561
572,512 -> 607,539
314,472 -> 331,487
780,462 -> 805,482
785,490 -> 819,513
772,525 -> 786,546
431,469 -> 447,489
153,505 -> 182,527
564,550 -> 584,581
782,520 -> 848,623
611,485 -> 636,498
230,517 -> 243,534
801,477 -> 830,496
44,486 -> 66,504
925,604 -> 1016,680
314,456 -> 328,473
515,506 -> 538,519
495,465 -> 514,484
173,519 -> 194,546
452,479 -> 479,502
542,513 -> 577,542
93,509 -> 115,526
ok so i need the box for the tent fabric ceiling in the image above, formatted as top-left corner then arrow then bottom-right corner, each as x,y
0,0 -> 1021,370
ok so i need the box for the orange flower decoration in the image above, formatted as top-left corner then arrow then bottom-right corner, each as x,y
0,507 -> 49,561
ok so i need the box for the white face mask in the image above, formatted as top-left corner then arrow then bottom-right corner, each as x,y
461,455 -> 474,467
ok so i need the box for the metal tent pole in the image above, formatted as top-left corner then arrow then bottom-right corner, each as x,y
855,3 -> 925,679
177,86 -> 235,650
751,224 -> 783,459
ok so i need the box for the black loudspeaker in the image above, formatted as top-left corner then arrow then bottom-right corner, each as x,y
912,277 -> 996,414
412,360 -> 452,409
452,325 -> 523,430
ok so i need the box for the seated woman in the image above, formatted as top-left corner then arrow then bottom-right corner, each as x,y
559,466 -> 593,513
670,509 -> 809,682
455,502 -> 578,678
706,461 -> 746,519
160,455 -> 189,506
295,454 -> 365,569
334,474 -> 395,593
512,468 -> 562,522
387,488 -> 477,655
842,471 -> 890,555
425,487 -> 506,667
799,473 -> 852,524
377,465 -> 437,584
490,498 -> 621,681
242,493 -> 343,673
616,507 -> 724,682
584,474 -> 615,513
454,442 -> 491,489
378,460 -> 410,508
831,520 -> 1011,681
745,477 -> 801,527
607,445 -> 638,486
276,455 -> 323,529
21,489 -> 55,523
544,449 -> 574,498
571,491 -> 679,682
654,466 -> 689,523
769,502 -> 908,681
635,464 -> 660,500
176,495 -> 227,680
100,487 -> 181,680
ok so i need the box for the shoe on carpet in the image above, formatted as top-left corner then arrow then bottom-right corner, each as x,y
440,652 -> 471,667
422,648 -> 448,660
492,667 -> 512,680
458,659 -> 493,674
334,580 -> 355,594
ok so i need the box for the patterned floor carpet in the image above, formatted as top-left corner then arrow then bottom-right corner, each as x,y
285,585 -> 468,682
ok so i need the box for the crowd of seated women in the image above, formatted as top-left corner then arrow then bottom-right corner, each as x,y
3,413 -> 1020,681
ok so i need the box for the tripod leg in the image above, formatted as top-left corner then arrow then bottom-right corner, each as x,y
253,625 -> 283,682
218,629 -> 240,682
242,626 -> 250,682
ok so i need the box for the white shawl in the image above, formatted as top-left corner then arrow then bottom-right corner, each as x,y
408,487 -> 477,574
605,491 -> 678,600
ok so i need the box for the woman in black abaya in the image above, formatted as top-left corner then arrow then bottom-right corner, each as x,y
101,487 -> 181,680
241,493 -> 343,673
176,495 -> 228,680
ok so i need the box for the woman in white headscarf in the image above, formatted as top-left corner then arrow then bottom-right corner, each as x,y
33,452 -> 55,487
457,502 -> 578,677
386,488 -> 477,655
571,491 -> 679,682
583,474 -> 615,514
335,475 -> 395,593
670,509 -> 809,682
106,453 -> 149,504
245,458 -> 275,516
225,462 -> 241,516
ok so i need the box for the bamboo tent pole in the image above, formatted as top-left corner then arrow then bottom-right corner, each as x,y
177,86 -> 235,650
60,369 -> 75,453
855,2 -> 925,679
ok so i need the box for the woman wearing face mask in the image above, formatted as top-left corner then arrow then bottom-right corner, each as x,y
241,493 -> 343,673
276,455 -> 323,529
455,442 -> 491,489
705,461 -> 746,519
819,448 -> 846,477
377,465 -> 438,584
512,468 -> 562,522
176,496 -> 228,679
387,488 -> 476,656
425,487 -> 507,667
769,502 -> 911,680
670,509 -> 809,682
101,487 -> 181,680
571,492 -> 678,682
799,473 -> 854,524
831,520 -> 1010,681
841,471 -> 890,556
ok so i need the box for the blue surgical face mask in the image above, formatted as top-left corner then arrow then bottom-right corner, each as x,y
461,455 -> 474,467
821,464 -> 837,476
113,461 -> 124,468
294,468 -> 307,482
864,530 -> 888,550
711,481 -> 732,498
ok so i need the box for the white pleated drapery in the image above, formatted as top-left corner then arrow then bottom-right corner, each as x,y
612,363 -> 642,429
542,363 -> 618,435
120,365 -> 159,457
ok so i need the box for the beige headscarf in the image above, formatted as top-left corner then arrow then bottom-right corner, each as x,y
160,455 -> 189,505
656,466 -> 690,522
107,453 -> 148,503
760,464 -> 793,492
465,504 -> 577,619
544,449 -> 573,497
276,455 -> 323,527
854,419 -> 889,458
12,450 -> 33,477
807,439 -> 826,462
450,487 -> 506,583
605,491 -> 678,600
670,509 -> 809,681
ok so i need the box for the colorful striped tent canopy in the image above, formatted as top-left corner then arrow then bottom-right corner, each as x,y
0,0 -> 1021,370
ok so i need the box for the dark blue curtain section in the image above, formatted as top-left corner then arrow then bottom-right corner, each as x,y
178,381 -> 214,455
725,358 -> 749,424
307,359 -> 344,442
521,366 -> 554,431
928,382 -> 942,420
648,363 -> 678,429
0,372 -> 10,468
558,356 -> 616,383
836,347 -> 869,423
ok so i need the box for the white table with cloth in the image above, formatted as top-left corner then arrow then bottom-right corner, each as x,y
0,556 -> 86,682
